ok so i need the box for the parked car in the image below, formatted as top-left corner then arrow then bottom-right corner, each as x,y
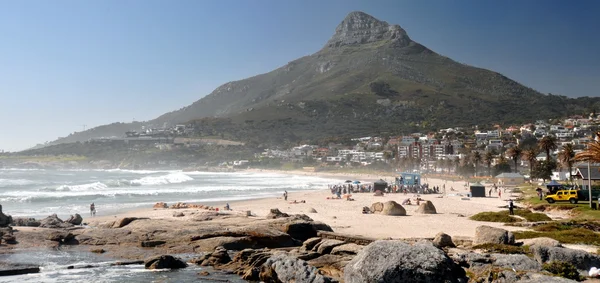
545,189 -> 578,204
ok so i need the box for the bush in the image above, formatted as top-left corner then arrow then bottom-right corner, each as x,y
471,243 -> 527,254
542,261 -> 583,281
470,211 -> 521,223
514,210 -> 552,222
514,228 -> 600,245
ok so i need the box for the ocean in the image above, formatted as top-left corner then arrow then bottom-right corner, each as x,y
0,168 -> 340,282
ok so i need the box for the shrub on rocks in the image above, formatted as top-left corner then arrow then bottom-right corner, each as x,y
344,240 -> 466,283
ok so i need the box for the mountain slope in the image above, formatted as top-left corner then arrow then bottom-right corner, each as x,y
48,11 -> 600,147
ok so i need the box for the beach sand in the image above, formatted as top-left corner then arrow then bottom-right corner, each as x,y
87,175 -> 524,240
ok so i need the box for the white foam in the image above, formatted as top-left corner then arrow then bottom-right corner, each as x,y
131,173 -> 194,186
0,178 -> 39,187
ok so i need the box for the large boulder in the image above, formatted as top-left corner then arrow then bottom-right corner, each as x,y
66,214 -> 83,225
433,232 -> 455,248
0,205 -> 12,227
259,253 -> 335,283
492,254 -> 542,271
344,240 -> 466,283
194,246 -> 232,266
370,202 -> 384,213
266,208 -> 290,219
379,201 -> 406,216
415,201 -> 437,214
144,255 -> 187,270
39,214 -> 73,229
530,245 -> 600,271
473,225 -> 515,245
282,221 -> 333,242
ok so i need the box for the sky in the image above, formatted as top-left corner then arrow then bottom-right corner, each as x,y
1,0 -> 599,152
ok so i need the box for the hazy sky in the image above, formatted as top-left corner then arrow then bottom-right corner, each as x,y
1,0 -> 599,151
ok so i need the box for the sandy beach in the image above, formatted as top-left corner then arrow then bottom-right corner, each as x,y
87,174 -> 524,240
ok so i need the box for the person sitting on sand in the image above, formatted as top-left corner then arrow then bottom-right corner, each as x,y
402,198 -> 411,205
224,203 -> 230,211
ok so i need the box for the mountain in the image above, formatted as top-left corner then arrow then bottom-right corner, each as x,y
47,11 -> 600,147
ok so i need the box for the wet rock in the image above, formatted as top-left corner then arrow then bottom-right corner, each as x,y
433,232 -> 455,248
473,225 -> 515,245
330,243 -> 363,255
259,253 -> 335,283
66,214 -> 83,225
0,264 -> 40,276
266,208 -> 289,219
197,246 -> 232,266
415,201 -> 437,214
144,255 -> 188,270
11,217 -> 40,227
0,205 -> 12,228
198,270 -> 210,276
39,214 -> 73,229
90,248 -> 106,253
530,245 -> 600,271
344,240 -> 466,283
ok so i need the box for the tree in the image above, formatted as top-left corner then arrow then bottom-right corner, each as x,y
484,151 -> 494,177
557,143 -> 576,184
506,146 -> 523,173
531,161 -> 555,183
574,132 -> 600,163
538,136 -> 557,162
493,155 -> 512,176
522,148 -> 538,174
471,151 -> 482,177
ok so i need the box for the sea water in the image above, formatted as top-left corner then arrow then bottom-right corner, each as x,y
0,168 -> 340,282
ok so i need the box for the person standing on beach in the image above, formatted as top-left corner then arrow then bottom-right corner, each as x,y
508,199 -> 514,215
283,191 -> 288,201
90,203 -> 96,217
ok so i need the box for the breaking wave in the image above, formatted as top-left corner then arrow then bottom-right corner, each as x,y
130,173 -> 194,186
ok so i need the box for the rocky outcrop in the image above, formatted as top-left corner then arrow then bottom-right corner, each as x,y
370,201 -> 406,216
330,243 -> 363,255
520,237 -> 561,248
314,239 -> 345,254
112,217 -> 146,228
531,245 -> 600,271
344,240 -> 466,283
66,214 -> 83,225
281,220 -> 333,242
259,253 -> 335,283
193,246 -> 232,266
144,255 -> 187,270
266,208 -> 290,219
415,201 -> 437,214
0,205 -> 12,227
433,232 -> 455,248
153,202 -> 167,209
46,231 -> 75,244
39,214 -> 73,229
326,11 -> 412,49
11,217 -> 40,227
473,225 -> 515,245
302,237 -> 323,252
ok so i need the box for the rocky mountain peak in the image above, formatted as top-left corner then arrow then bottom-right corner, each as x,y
326,11 -> 411,48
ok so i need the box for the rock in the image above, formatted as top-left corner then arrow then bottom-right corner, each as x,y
518,272 -> 579,282
11,217 -> 40,227
0,265 -> 40,276
307,254 -> 351,279
308,208 -> 317,213
473,225 -> 515,245
0,205 -> 12,227
90,249 -> 106,253
66,214 -> 83,225
373,190 -> 384,196
2,234 -> 15,244
259,253 -> 335,283
153,202 -> 168,209
415,201 -> 437,214
344,240 -> 466,283
140,240 -> 166,247
302,237 -> 322,252
379,201 -> 406,216
144,255 -> 188,270
492,254 -> 542,271
520,237 -> 561,248
282,221 -> 333,242
331,243 -> 363,255
198,271 -> 210,276
530,245 -> 600,271
112,217 -> 144,228
326,11 -> 411,49
433,232 -> 455,248
173,212 -> 184,217
46,231 -> 75,243
199,246 -> 232,266
370,202 -> 384,213
39,214 -> 73,229
266,208 -> 290,219
315,239 -> 345,254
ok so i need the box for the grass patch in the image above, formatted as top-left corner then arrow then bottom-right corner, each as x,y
470,209 -> 551,223
470,211 -> 521,223
514,228 -> 600,245
542,261 -> 583,281
471,243 -> 527,254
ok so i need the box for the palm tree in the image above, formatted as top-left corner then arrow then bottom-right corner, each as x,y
471,151 -> 482,177
538,135 -> 557,162
522,148 -> 538,174
575,132 -> 600,163
557,144 -> 576,184
506,146 -> 523,173
484,151 -> 494,177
